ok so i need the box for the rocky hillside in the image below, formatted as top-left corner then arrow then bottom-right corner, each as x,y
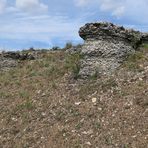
0,22 -> 148,148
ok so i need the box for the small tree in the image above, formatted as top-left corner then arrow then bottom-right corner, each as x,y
52,46 -> 60,51
65,42 -> 73,49
29,47 -> 35,51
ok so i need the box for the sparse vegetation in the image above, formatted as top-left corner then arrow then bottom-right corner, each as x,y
51,46 -> 61,51
141,43 -> 148,48
65,53 -> 82,79
19,90 -> 30,99
0,45 -> 148,148
123,47 -> 148,71
17,100 -> 35,111
64,42 -> 73,49
89,68 -> 100,80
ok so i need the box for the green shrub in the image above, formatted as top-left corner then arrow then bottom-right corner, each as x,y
17,100 -> 34,111
64,42 -> 73,49
124,51 -> 145,71
52,46 -> 60,51
127,52 -> 144,62
89,69 -> 99,80
19,90 -> 30,99
141,43 -> 148,48
65,53 -> 82,79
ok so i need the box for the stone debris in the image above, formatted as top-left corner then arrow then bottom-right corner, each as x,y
75,102 -> 81,105
92,97 -> 97,103
85,141 -> 91,145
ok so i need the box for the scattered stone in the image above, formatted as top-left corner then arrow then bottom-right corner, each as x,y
85,141 -> 91,146
75,102 -> 81,105
41,112 -> 46,116
92,98 -> 97,103
11,117 -> 17,122
37,90 -> 42,94
80,118 -> 84,123
143,108 -> 148,117
82,130 -> 93,135
41,136 -> 45,139
41,93 -> 46,97
98,107 -> 102,111
87,129 -> 93,135
71,130 -> 76,133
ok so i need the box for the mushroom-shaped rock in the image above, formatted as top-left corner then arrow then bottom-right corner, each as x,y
78,22 -> 145,78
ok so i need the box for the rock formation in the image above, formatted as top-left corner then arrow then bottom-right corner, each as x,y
2,51 -> 35,60
0,51 -> 36,71
78,22 -> 148,78
0,57 -> 18,71
1,22 -> 148,75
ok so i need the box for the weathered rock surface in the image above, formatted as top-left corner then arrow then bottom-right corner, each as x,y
66,45 -> 82,54
0,57 -> 18,71
2,51 -> 35,60
141,33 -> 148,44
78,22 -> 148,78
0,51 -> 36,71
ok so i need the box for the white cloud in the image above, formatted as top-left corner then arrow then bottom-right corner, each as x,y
1,0 -> 148,50
112,6 -> 125,17
74,0 -> 92,7
15,0 -> 48,14
0,13 -> 83,43
74,0 -> 125,17
0,0 -> 7,14
100,0 -> 125,17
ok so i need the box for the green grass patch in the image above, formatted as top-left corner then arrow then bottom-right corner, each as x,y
65,53 -> 83,79
141,43 -> 148,48
123,50 -> 146,71
16,100 -> 35,111
19,90 -> 30,99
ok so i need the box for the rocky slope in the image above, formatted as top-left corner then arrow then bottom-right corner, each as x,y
0,22 -> 148,148
0,46 -> 148,148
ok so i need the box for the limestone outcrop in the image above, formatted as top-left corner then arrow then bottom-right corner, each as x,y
78,22 -> 148,78
0,51 -> 36,71
1,51 -> 35,60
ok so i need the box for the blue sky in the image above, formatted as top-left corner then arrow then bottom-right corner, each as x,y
0,0 -> 148,50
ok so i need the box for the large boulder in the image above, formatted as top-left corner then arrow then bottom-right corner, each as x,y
78,22 -> 148,78
0,51 -> 36,71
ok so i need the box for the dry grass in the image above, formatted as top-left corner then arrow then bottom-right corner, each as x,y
0,47 -> 148,148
